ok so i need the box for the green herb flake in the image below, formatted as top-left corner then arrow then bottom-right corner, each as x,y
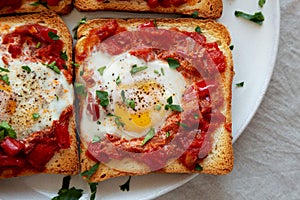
30,1 -> 41,6
141,127 -> 155,146
0,67 -> 9,72
51,176 -> 83,200
89,182 -> 98,200
96,90 -> 109,107
235,81 -> 245,87
73,17 -> 87,39
97,66 -> 106,76
119,176 -> 132,192
258,0 -> 266,8
60,51 -> 68,61
155,104 -> 162,111
36,42 -> 41,49
130,64 -> 148,74
116,75 -> 121,85
154,70 -> 160,75
0,120 -> 17,139
166,132 -> 170,138
92,135 -> 101,143
0,74 -> 10,86
195,163 -> 203,171
166,58 -> 180,69
56,95 -> 59,101
192,11 -> 198,18
115,116 -> 125,128
74,82 -> 87,96
126,99 -> 135,109
22,66 -> 31,73
121,90 -> 126,103
195,26 -> 202,33
32,113 -> 40,119
71,61 -> 80,67
229,45 -> 234,50
161,67 -> 165,75
165,96 -> 183,112
235,11 -> 265,25
81,163 -> 100,180
46,61 -> 60,74
194,114 -> 199,119
48,31 -> 60,41
167,96 -> 173,104
176,122 -> 188,129
153,19 -> 158,28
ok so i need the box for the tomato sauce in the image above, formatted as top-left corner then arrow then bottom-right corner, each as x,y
0,106 -> 73,174
80,20 -> 227,170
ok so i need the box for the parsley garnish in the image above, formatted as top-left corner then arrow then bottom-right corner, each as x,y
96,90 -> 109,107
0,121 -> 16,140
176,122 -> 189,129
0,74 -> 10,86
60,51 -> 68,61
141,127 -> 155,146
89,182 -> 98,200
46,61 -> 60,74
155,104 -> 162,111
195,163 -> 203,171
235,11 -> 265,25
154,70 -> 160,75
192,11 -> 198,18
194,114 -> 199,119
164,96 -> 183,112
116,75 -> 121,85
71,61 -> 80,67
21,66 -> 31,73
0,67 -> 9,72
153,19 -> 158,28
130,64 -> 148,74
126,99 -> 135,109
97,66 -> 106,76
32,113 -> 40,120
115,116 -> 125,128
92,135 -> 101,143
165,131 -> 170,138
74,82 -> 87,96
236,81 -> 244,87
30,0 -> 47,7
195,26 -> 202,33
51,176 -> 83,200
166,58 -> 180,69
73,17 -> 87,39
121,90 -> 126,103
119,176 -> 132,192
36,42 -> 41,49
48,31 -> 60,41
258,0 -> 266,7
81,163 -> 100,180
161,67 -> 165,75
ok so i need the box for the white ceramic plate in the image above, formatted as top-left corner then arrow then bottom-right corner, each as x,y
0,0 -> 280,199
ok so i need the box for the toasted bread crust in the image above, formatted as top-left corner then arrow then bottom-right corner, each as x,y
0,12 -> 79,179
0,0 -> 73,15
76,18 -> 234,182
74,0 -> 222,18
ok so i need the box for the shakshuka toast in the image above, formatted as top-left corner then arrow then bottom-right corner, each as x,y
75,18 -> 234,182
0,12 -> 79,178
74,0 -> 222,18
0,0 -> 72,15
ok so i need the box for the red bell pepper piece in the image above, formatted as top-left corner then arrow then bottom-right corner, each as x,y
1,137 -> 25,156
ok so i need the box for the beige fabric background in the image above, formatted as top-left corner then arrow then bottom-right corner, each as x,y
157,0 -> 300,199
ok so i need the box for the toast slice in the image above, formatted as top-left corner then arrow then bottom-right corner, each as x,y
0,0 -> 72,15
0,12 -> 79,178
74,0 -> 222,18
75,18 -> 234,182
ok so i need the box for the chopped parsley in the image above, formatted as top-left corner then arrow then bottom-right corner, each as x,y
165,131 -> 170,138
73,17 -> 87,39
60,51 -> 68,61
92,135 -> 101,143
74,82 -> 87,96
32,113 -> 40,120
48,31 -> 60,41
36,42 -> 41,49
51,176 -> 83,200
160,67 -> 165,75
30,0 -> 47,7
97,66 -> 106,76
115,116 -> 125,128
0,67 -> 9,72
119,176 -> 132,192
81,163 -> 100,180
0,121 -> 16,140
195,26 -> 202,33
153,19 -> 158,28
89,182 -> 98,200
116,75 -> 121,85
46,61 -> 60,74
194,114 -> 199,119
96,90 -> 109,107
166,58 -> 180,69
126,99 -> 135,110
176,122 -> 189,129
235,11 -> 265,25
0,74 -> 10,86
192,11 -> 198,18
235,81 -> 245,87
165,96 -> 183,112
121,90 -> 126,103
21,66 -> 31,73
258,0 -> 266,7
71,61 -> 80,67
155,104 -> 162,111
141,127 -> 155,146
154,70 -> 160,75
130,64 -> 148,74
195,163 -> 203,171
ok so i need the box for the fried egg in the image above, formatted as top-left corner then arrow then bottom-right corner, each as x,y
80,51 -> 187,140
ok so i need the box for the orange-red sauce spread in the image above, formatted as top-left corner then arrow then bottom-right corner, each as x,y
78,20 -> 228,170
2,24 -> 72,83
0,0 -> 61,11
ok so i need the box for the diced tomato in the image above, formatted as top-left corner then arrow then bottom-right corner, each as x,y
47,0 -> 61,6
8,45 -> 21,58
0,137 -> 25,157
0,155 -> 25,168
27,143 -> 58,171
54,120 -> 70,149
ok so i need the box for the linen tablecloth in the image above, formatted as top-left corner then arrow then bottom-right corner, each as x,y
157,0 -> 300,199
